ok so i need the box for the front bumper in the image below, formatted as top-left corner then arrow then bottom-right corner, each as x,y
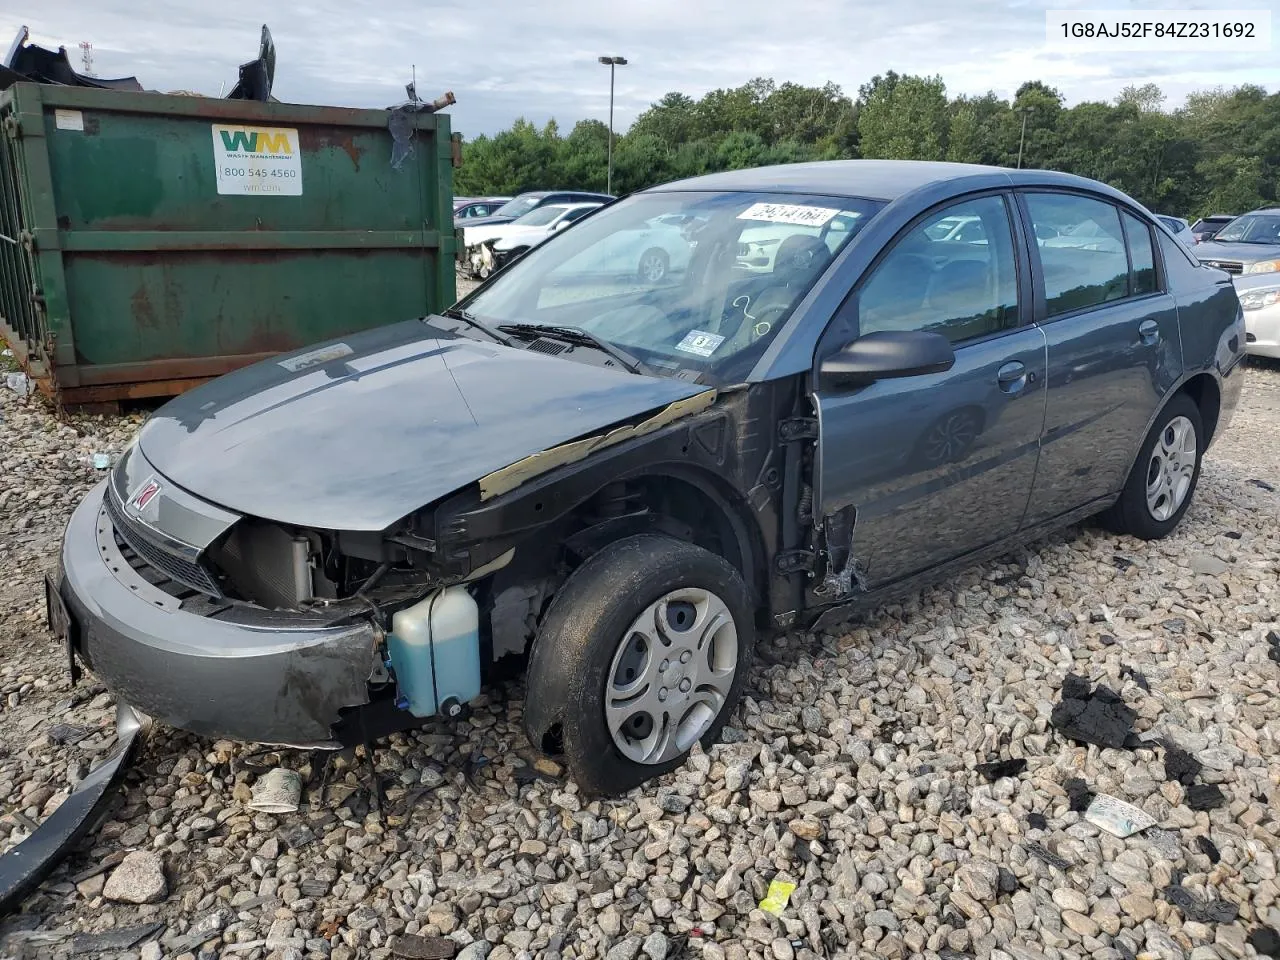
57,482 -> 379,747
1245,303 -> 1280,359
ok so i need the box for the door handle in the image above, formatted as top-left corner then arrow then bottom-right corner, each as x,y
1138,319 -> 1160,344
997,360 -> 1027,394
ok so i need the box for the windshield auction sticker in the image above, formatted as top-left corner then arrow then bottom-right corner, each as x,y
212,125 -> 303,196
675,330 -> 726,357
737,202 -> 840,227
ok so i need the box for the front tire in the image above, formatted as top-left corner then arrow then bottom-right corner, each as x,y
638,248 -> 670,284
1100,392 -> 1203,540
524,535 -> 754,795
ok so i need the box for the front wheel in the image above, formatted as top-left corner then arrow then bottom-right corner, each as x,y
638,248 -> 670,284
1100,392 -> 1203,540
524,535 -> 754,795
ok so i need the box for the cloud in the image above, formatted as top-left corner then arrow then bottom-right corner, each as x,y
3,0 -> 1277,137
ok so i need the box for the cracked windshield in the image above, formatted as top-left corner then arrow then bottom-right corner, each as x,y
462,192 -> 882,381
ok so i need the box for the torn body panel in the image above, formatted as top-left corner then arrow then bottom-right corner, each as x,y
811,505 -> 868,600
479,389 -> 719,500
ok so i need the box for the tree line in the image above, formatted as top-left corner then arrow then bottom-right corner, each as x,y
453,73 -> 1280,220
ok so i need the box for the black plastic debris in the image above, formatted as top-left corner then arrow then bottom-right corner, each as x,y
1112,555 -> 1134,571
1251,479 -> 1276,492
1027,812 -> 1048,830
1162,883 -> 1239,923
975,758 -> 1027,782
463,750 -> 490,789
1161,740 -> 1202,786
1187,783 -> 1227,811
1026,841 -> 1071,871
1051,674 -> 1137,749
1065,777 -> 1095,813
1248,926 -> 1280,956
226,25 -> 276,102
47,723 -> 91,745
2,25 -> 142,92
1224,531 -> 1242,539
68,923 -> 163,955
1195,836 -> 1221,864
1119,665 -> 1150,692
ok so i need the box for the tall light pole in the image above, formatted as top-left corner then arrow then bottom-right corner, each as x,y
598,56 -> 628,195
1016,106 -> 1036,169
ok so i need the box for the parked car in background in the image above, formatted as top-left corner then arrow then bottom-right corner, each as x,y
459,190 -> 615,229
454,197 -> 512,220
1190,215 -> 1236,244
1193,208 -> 1280,276
460,203 -> 604,278
1157,215 -> 1195,247
484,202 -> 606,272
1232,272 -> 1280,359
51,159 -> 1244,797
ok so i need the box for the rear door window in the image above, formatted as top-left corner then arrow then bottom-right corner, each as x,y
1025,193 -> 1129,316
1122,212 -> 1159,296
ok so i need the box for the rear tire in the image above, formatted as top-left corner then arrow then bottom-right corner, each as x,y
524,535 -> 754,796
1100,392 -> 1203,540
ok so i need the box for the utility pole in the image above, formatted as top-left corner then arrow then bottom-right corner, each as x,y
598,56 -> 628,195
1016,106 -> 1035,169
78,41 -> 94,77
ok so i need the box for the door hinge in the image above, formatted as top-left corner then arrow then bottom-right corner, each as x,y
778,417 -> 818,442
775,549 -> 816,575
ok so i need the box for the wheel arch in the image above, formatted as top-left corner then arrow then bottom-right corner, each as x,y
1119,371 -> 1222,488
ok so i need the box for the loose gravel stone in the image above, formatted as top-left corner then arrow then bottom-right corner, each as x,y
101,850 -> 167,904
2,355 -> 1280,960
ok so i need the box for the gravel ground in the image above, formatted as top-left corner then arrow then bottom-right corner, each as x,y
1,361 -> 1278,960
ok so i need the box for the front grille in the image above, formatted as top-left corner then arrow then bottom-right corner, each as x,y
1206,259 -> 1243,274
105,493 -> 222,597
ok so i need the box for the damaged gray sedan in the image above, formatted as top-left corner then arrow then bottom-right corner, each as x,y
50,160 -> 1245,794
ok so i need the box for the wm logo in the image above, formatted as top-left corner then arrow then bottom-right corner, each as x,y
218,128 -> 294,154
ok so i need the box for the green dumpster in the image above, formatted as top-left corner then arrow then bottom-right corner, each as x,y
0,82 -> 459,406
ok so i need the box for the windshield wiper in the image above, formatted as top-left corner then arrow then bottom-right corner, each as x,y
439,307 -> 514,345
499,323 -> 652,375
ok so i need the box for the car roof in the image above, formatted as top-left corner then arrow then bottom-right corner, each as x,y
645,159 -> 1126,204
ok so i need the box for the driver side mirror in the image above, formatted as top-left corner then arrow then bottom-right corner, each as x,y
553,220 -> 571,231
820,330 -> 956,387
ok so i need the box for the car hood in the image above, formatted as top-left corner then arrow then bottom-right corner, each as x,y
1195,240 -> 1280,263
463,222 -> 515,246
494,225 -> 549,249
136,320 -> 707,531
459,214 -> 515,229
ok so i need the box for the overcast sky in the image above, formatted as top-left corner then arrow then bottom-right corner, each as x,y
4,1 -> 1277,139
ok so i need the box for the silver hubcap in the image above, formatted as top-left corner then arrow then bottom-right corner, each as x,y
640,254 -> 665,282
605,587 -> 738,765
1146,415 -> 1197,521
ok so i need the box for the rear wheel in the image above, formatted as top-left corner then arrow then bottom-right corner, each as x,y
524,535 -> 754,795
1100,392 -> 1203,540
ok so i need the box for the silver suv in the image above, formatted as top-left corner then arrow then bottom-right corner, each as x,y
1194,207 -> 1280,276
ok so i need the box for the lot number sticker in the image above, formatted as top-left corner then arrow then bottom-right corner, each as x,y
737,202 -> 839,227
212,124 -> 303,196
675,330 -> 725,357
